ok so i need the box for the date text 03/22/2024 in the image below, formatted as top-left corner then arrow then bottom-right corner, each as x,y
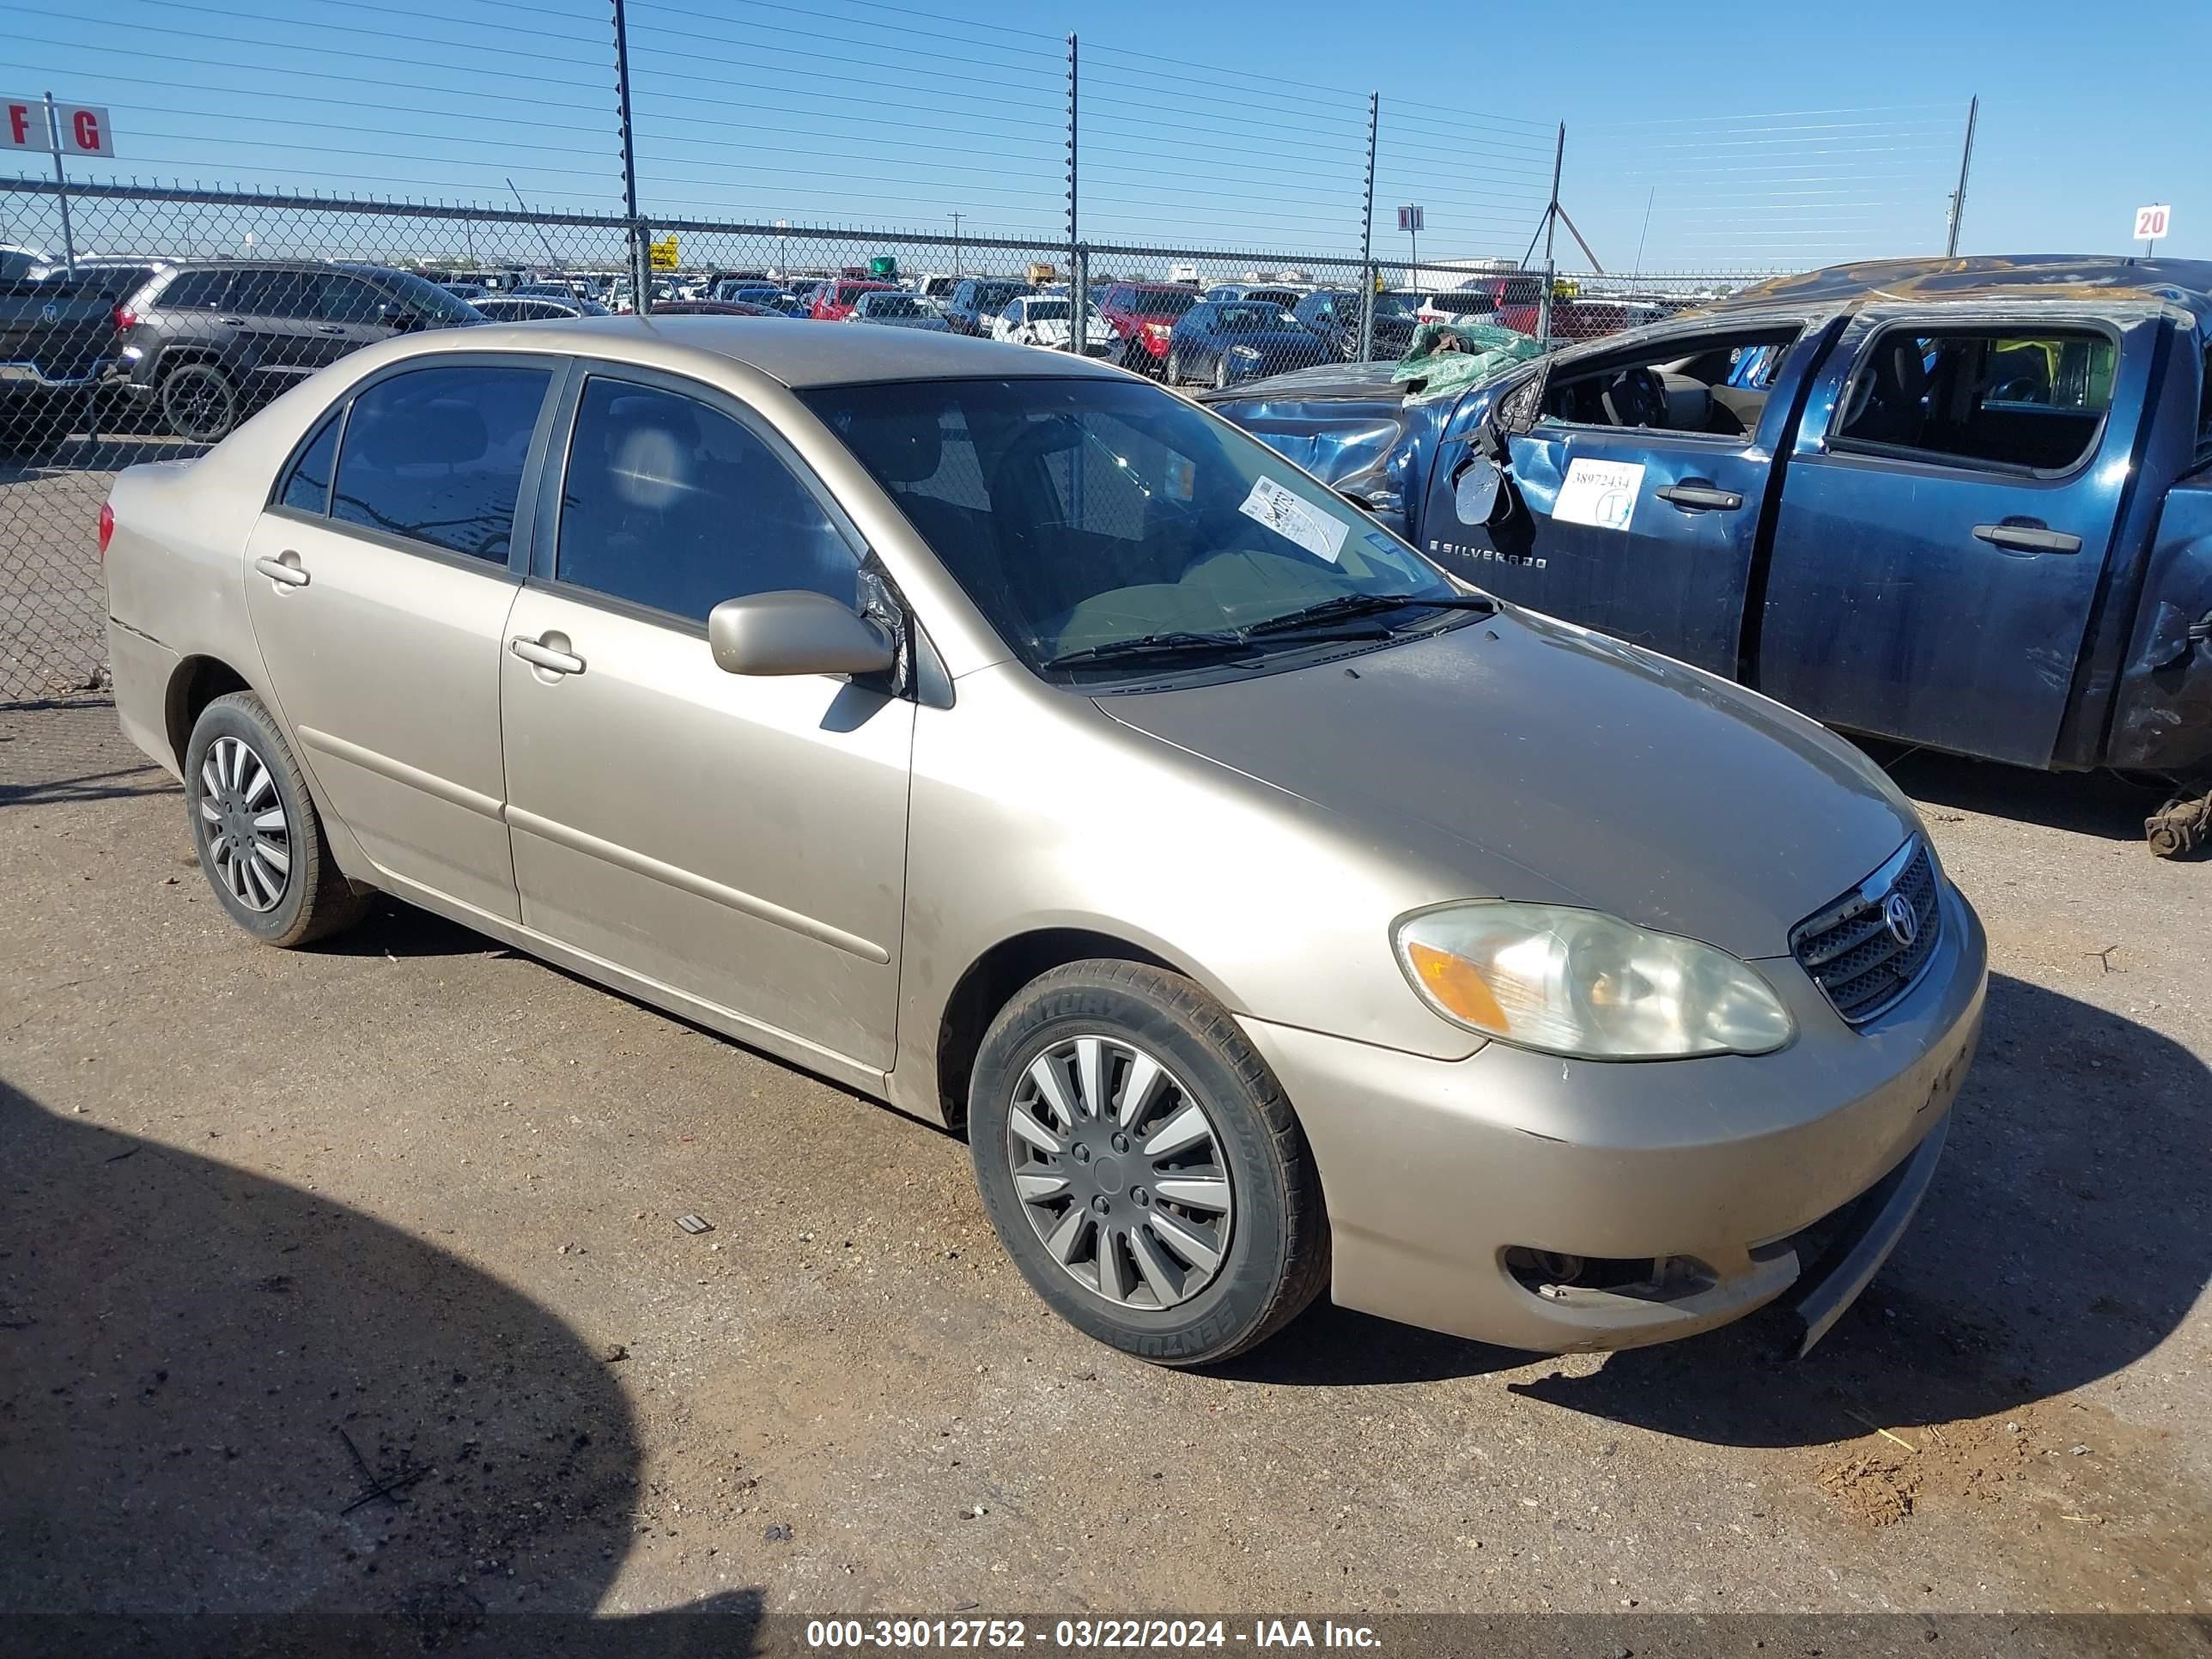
804,1618 -> 1382,1650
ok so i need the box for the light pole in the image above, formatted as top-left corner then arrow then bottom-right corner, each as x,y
950,211 -> 963,278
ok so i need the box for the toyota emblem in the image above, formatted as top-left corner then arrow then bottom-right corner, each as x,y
1882,892 -> 1919,949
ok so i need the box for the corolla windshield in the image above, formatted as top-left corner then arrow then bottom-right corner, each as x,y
802,376 -> 1473,679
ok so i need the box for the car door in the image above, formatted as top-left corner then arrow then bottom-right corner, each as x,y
223,267 -> 325,392
304,271 -> 398,366
1756,309 -> 2152,766
242,355 -> 561,920
1429,322 -> 1812,678
499,364 -> 914,1073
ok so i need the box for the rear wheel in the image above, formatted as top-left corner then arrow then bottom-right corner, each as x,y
1165,349 -> 1184,386
185,691 -> 368,947
1212,356 -> 1231,390
968,960 -> 1328,1366
160,362 -> 240,442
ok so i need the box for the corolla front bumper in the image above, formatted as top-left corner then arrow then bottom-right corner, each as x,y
1241,882 -> 1986,1354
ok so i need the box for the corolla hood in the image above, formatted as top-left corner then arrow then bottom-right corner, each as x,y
1096,607 -> 1920,960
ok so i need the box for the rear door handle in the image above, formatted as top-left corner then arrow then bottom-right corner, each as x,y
510,635 -> 586,675
312,324 -> 346,336
1972,520 -> 2081,555
253,553 -> 309,587
216,315 -> 245,326
1656,481 -> 1745,511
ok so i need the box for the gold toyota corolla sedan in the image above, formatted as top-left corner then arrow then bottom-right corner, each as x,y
102,318 -> 1984,1366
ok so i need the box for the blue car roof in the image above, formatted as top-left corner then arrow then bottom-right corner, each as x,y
1714,255 -> 2212,327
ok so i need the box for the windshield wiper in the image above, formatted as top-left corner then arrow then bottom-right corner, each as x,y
1040,630 -> 1257,669
1244,592 -> 1497,636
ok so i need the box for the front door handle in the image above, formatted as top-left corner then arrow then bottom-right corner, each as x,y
312,324 -> 347,336
1656,480 -> 1745,511
1972,520 -> 2081,555
253,552 -> 309,587
510,635 -> 586,676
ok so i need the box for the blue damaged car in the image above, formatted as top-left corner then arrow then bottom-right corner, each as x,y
1205,255 -> 2212,855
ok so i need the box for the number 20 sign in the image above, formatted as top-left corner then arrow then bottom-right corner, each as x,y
2134,204 -> 2172,241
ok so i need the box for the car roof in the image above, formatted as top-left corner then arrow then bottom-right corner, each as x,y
444,314 -> 1126,386
1707,254 -> 2212,326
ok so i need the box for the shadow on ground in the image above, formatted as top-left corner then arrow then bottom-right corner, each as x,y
1236,972 -> 2211,1451
1871,744 -> 2170,848
0,1081 -> 762,1657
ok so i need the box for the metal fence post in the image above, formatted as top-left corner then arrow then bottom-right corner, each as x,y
42,94 -> 76,276
1358,91 -> 1377,361
1536,123 -> 1564,345
1945,95 -> 1978,258
611,0 -> 650,313
1066,33 -> 1081,351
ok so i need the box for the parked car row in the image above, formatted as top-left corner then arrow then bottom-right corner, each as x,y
0,238 -> 1678,456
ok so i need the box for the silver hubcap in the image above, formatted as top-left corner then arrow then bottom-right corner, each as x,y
198,735 -> 291,913
1006,1035 -> 1234,1311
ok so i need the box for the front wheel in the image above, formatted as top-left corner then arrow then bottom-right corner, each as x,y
968,960 -> 1328,1366
185,691 -> 368,947
1164,349 -> 1184,386
1213,356 -> 1232,390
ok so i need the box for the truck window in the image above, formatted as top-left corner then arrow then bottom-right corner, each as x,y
1833,325 -> 2117,472
1540,327 -> 1802,438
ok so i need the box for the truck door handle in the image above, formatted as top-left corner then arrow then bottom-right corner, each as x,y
312,324 -> 347,336
216,315 -> 245,326
1972,520 -> 2081,555
1656,481 -> 1744,511
253,553 -> 309,587
510,635 -> 586,676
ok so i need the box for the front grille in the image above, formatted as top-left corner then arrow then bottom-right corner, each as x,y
1790,838 -> 1942,1026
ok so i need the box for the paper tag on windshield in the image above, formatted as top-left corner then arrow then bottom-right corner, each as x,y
1553,459 -> 1644,532
1239,476 -> 1348,563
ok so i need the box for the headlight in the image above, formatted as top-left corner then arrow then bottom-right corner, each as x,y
1393,902 -> 1794,1060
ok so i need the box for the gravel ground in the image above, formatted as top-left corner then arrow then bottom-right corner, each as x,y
0,701 -> 2206,1654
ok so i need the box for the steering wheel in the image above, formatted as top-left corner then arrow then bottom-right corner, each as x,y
1601,367 -> 1666,429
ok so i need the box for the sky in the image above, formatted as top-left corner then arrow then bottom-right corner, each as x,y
2,0 -> 2203,276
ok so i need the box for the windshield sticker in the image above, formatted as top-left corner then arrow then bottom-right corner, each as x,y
1239,476 -> 1349,563
1553,459 -> 1644,532
1164,455 -> 1196,503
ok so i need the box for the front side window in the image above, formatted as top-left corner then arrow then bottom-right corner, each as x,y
556,377 -> 860,623
331,364 -> 550,561
309,273 -> 387,324
1835,325 -> 2117,471
804,376 -> 1463,678
231,269 -> 316,319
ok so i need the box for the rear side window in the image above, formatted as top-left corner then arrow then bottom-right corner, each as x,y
156,270 -> 231,310
331,364 -> 550,561
1835,326 -> 2117,471
277,414 -> 341,514
230,269 -> 316,319
555,377 -> 859,623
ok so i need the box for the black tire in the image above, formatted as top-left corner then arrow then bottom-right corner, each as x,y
1165,349 -> 1184,386
184,690 -> 368,948
159,362 -> 240,442
1212,355 -> 1231,390
968,960 -> 1328,1367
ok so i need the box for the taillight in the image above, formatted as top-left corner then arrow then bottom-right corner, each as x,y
98,501 -> 114,559
113,304 -> 138,332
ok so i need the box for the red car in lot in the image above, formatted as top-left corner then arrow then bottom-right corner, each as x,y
811,279 -> 900,321
1095,283 -> 1201,374
1417,275 -> 1644,344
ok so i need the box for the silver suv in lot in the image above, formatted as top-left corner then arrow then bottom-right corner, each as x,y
101,319 -> 1985,1366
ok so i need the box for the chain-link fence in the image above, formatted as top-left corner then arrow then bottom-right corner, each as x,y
0,177 -> 1778,702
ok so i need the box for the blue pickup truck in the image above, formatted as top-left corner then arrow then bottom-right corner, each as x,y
1206,256 -> 2212,854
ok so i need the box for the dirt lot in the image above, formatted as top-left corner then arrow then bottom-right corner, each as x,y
1,700 -> 2208,1654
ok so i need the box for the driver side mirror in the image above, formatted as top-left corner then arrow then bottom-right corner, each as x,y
708,591 -> 897,678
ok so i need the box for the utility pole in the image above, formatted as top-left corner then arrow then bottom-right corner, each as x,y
1066,33 -> 1083,351
1358,91 -> 1377,360
610,0 -> 649,313
1945,94 -> 1978,258
950,211 -> 963,278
